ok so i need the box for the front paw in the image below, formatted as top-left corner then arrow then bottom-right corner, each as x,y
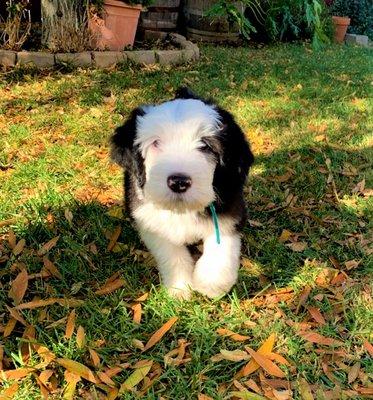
167,285 -> 192,300
192,268 -> 236,299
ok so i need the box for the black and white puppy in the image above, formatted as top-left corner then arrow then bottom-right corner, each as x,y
110,88 -> 254,299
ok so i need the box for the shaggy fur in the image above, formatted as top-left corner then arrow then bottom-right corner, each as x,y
111,88 -> 254,299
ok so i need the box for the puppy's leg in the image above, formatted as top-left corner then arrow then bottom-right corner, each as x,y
193,233 -> 241,298
140,230 -> 194,300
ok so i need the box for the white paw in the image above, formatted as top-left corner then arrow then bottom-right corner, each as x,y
192,267 -> 236,299
167,285 -> 192,300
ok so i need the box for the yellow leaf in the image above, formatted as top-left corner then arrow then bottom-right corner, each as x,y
298,378 -> 314,400
95,278 -> 126,296
106,206 -> 124,219
76,326 -> 86,349
278,229 -> 293,243
2,368 -> 35,381
230,391 -> 267,400
0,382 -> 19,397
63,371 -> 81,400
65,309 -> 76,339
56,358 -> 100,384
143,317 -> 178,351
241,333 -> 276,376
219,349 -> 250,362
245,347 -> 285,378
119,361 -> 153,393
8,269 -> 28,305
107,226 -> 122,252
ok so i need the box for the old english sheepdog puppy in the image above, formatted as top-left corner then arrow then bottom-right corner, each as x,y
110,88 -> 254,299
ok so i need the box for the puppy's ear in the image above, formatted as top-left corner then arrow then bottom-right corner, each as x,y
110,107 -> 144,168
175,86 -> 199,100
213,108 -> 254,206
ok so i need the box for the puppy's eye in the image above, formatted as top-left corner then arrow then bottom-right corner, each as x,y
198,141 -> 212,153
152,139 -> 160,148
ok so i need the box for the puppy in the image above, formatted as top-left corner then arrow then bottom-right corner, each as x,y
110,88 -> 254,299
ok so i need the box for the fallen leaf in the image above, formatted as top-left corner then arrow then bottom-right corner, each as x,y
6,305 -> 28,326
39,370 -> 54,387
34,344 -> 56,366
107,226 -> 122,252
97,371 -> 116,387
89,348 -> 100,368
2,367 -> 35,381
65,309 -> 76,339
43,257 -> 62,279
286,242 -> 307,252
298,377 -> 314,400
198,394 -> 214,400
56,358 -> 100,384
363,341 -> 373,357
119,361 -> 153,392
64,209 -> 73,224
3,318 -> 17,337
344,260 -> 360,270
135,292 -> 149,302
8,268 -> 28,305
33,372 -> 49,400
241,333 -> 276,376
295,286 -> 311,314
164,339 -> 190,366
76,326 -> 86,349
279,230 -> 293,243
298,331 -> 343,346
219,349 -> 250,362
95,278 -> 126,296
230,391 -> 267,400
38,236 -> 60,256
143,317 -> 178,351
106,206 -> 124,219
63,371 -> 81,400
132,303 -> 142,324
8,230 -> 17,248
132,339 -> 145,350
13,239 -> 26,256
348,362 -> 360,384
15,298 -> 59,309
307,307 -> 326,325
0,382 -> 19,397
105,366 -> 124,378
245,347 -> 286,378
268,353 -> 291,366
217,328 -> 250,342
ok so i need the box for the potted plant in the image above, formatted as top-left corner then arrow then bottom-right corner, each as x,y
327,0 -> 350,43
90,0 -> 153,50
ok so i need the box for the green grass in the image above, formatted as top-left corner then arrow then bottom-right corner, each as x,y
0,43 -> 372,399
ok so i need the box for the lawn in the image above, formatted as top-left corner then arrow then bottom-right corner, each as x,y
0,43 -> 372,399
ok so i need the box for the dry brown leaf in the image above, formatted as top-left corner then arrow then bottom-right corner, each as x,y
216,328 -> 250,342
198,394 -> 214,400
88,348 -> 100,368
33,372 -> 49,400
34,344 -> 56,366
105,366 -> 123,378
345,260 -> 360,270
15,298 -> 59,309
0,345 -> 4,370
164,339 -> 190,366
56,358 -> 100,384
279,230 -> 293,243
286,242 -> 307,252
76,325 -> 86,349
8,230 -> 17,248
107,226 -> 122,251
3,318 -> 17,337
65,309 -> 76,339
132,303 -> 142,324
307,306 -> 326,325
38,370 -> 54,387
295,286 -> 311,314
363,340 -> 373,356
65,209 -> 73,224
9,268 -> 28,305
347,362 -> 360,384
143,316 -> 178,351
298,331 -> 343,346
43,257 -> 62,279
244,379 -> 263,394
6,305 -> 28,326
63,370 -> 81,400
95,278 -> 126,296
97,371 -> 116,387
135,292 -> 149,302
38,236 -> 60,256
13,239 -> 26,256
298,378 -> 314,400
0,382 -> 19,397
268,353 -> 291,366
132,338 -> 145,350
220,349 -> 250,362
2,367 -> 35,380
241,333 -> 276,377
245,347 -> 286,378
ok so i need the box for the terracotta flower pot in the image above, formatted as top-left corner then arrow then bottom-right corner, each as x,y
332,16 -> 350,44
90,0 -> 142,50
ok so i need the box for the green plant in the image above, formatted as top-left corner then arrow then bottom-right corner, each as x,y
205,0 -> 264,40
0,0 -> 31,51
329,0 -> 373,39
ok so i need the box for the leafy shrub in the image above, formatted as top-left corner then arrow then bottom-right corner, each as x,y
329,0 -> 373,39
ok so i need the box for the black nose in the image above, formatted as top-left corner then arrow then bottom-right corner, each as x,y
167,174 -> 192,193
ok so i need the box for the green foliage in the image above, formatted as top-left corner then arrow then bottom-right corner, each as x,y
330,0 -> 373,39
264,0 -> 331,49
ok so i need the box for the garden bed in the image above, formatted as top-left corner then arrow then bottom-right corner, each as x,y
0,33 -> 199,69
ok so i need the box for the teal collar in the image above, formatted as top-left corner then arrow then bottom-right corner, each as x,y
209,203 -> 221,244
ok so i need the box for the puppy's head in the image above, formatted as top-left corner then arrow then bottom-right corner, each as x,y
111,88 -> 254,212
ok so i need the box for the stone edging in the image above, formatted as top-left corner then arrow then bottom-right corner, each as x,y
0,34 -> 199,69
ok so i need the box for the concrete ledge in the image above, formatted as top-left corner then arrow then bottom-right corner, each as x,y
0,50 -> 17,67
345,34 -> 369,47
56,52 -> 92,67
0,35 -> 199,69
17,51 -> 54,68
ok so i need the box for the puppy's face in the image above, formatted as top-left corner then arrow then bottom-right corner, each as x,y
111,88 -> 254,213
135,99 -> 221,211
